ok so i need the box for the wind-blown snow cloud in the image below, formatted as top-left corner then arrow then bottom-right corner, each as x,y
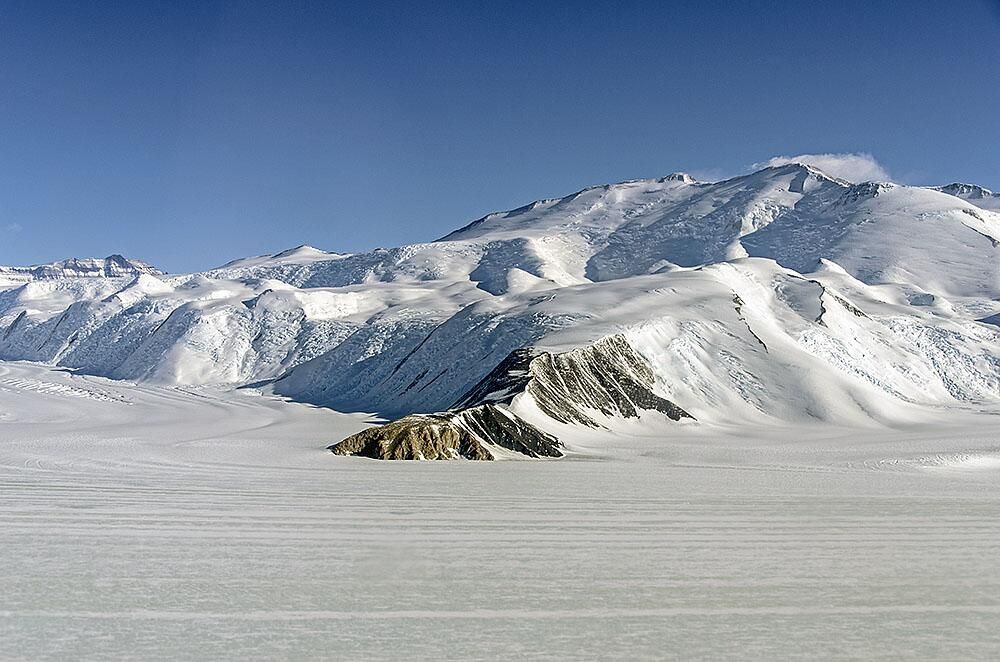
757,153 -> 893,183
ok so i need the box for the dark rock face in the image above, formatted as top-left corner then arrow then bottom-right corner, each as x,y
979,313 -> 1000,329
329,404 -> 561,460
329,413 -> 492,460
330,333 -> 691,460
454,405 -> 561,458
457,335 -> 693,427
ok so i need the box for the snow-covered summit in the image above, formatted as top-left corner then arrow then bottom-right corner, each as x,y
215,245 -> 347,271
936,182 -> 995,199
426,162 -> 998,296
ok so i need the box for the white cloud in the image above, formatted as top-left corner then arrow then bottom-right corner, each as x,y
757,152 -> 893,183
4,223 -> 23,234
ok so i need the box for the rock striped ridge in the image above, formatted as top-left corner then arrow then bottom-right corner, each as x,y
0,255 -> 162,282
330,334 -> 692,460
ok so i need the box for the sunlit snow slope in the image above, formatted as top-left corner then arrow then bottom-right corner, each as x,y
2,163 -> 998,457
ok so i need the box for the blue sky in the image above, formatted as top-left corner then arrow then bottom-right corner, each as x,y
2,1 -> 999,272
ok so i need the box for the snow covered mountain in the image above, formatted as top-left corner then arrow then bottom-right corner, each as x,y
0,255 -> 161,288
1,163 -> 998,459
933,182 -> 1000,211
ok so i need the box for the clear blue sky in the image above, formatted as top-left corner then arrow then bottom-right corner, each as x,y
2,1 -> 999,272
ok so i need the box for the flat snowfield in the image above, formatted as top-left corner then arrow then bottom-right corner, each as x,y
1,361 -> 998,660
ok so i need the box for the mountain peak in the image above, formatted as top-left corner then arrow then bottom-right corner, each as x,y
931,182 -> 1000,211
659,172 -> 697,184
758,161 -> 851,184
272,245 -> 331,259
935,182 -> 995,199
210,244 -> 347,274
0,255 -> 162,286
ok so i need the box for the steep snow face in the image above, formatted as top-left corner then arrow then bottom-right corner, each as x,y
290,257 -> 999,429
583,164 -> 844,279
740,183 -> 1000,297
0,269 -> 487,387
0,255 -> 161,289
0,163 -> 998,447
435,163 -> 1000,297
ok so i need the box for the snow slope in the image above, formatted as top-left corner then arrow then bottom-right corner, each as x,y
1,163 -> 998,455
1,360 -> 999,658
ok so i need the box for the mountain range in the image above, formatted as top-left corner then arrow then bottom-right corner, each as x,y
1,163 -> 998,459
0,255 -> 160,287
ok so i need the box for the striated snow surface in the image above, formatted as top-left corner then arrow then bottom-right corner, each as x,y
1,361 -> 999,658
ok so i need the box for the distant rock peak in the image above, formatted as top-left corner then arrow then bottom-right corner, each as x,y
935,183 -> 997,199
0,255 -> 162,282
659,172 -> 697,184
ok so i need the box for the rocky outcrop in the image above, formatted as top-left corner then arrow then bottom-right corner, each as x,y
329,404 -> 561,460
330,413 -> 492,460
457,334 -> 692,427
330,334 -> 691,460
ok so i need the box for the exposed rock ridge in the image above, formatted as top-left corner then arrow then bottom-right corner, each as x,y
329,404 -> 561,460
330,334 -> 692,460
457,334 -> 693,427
